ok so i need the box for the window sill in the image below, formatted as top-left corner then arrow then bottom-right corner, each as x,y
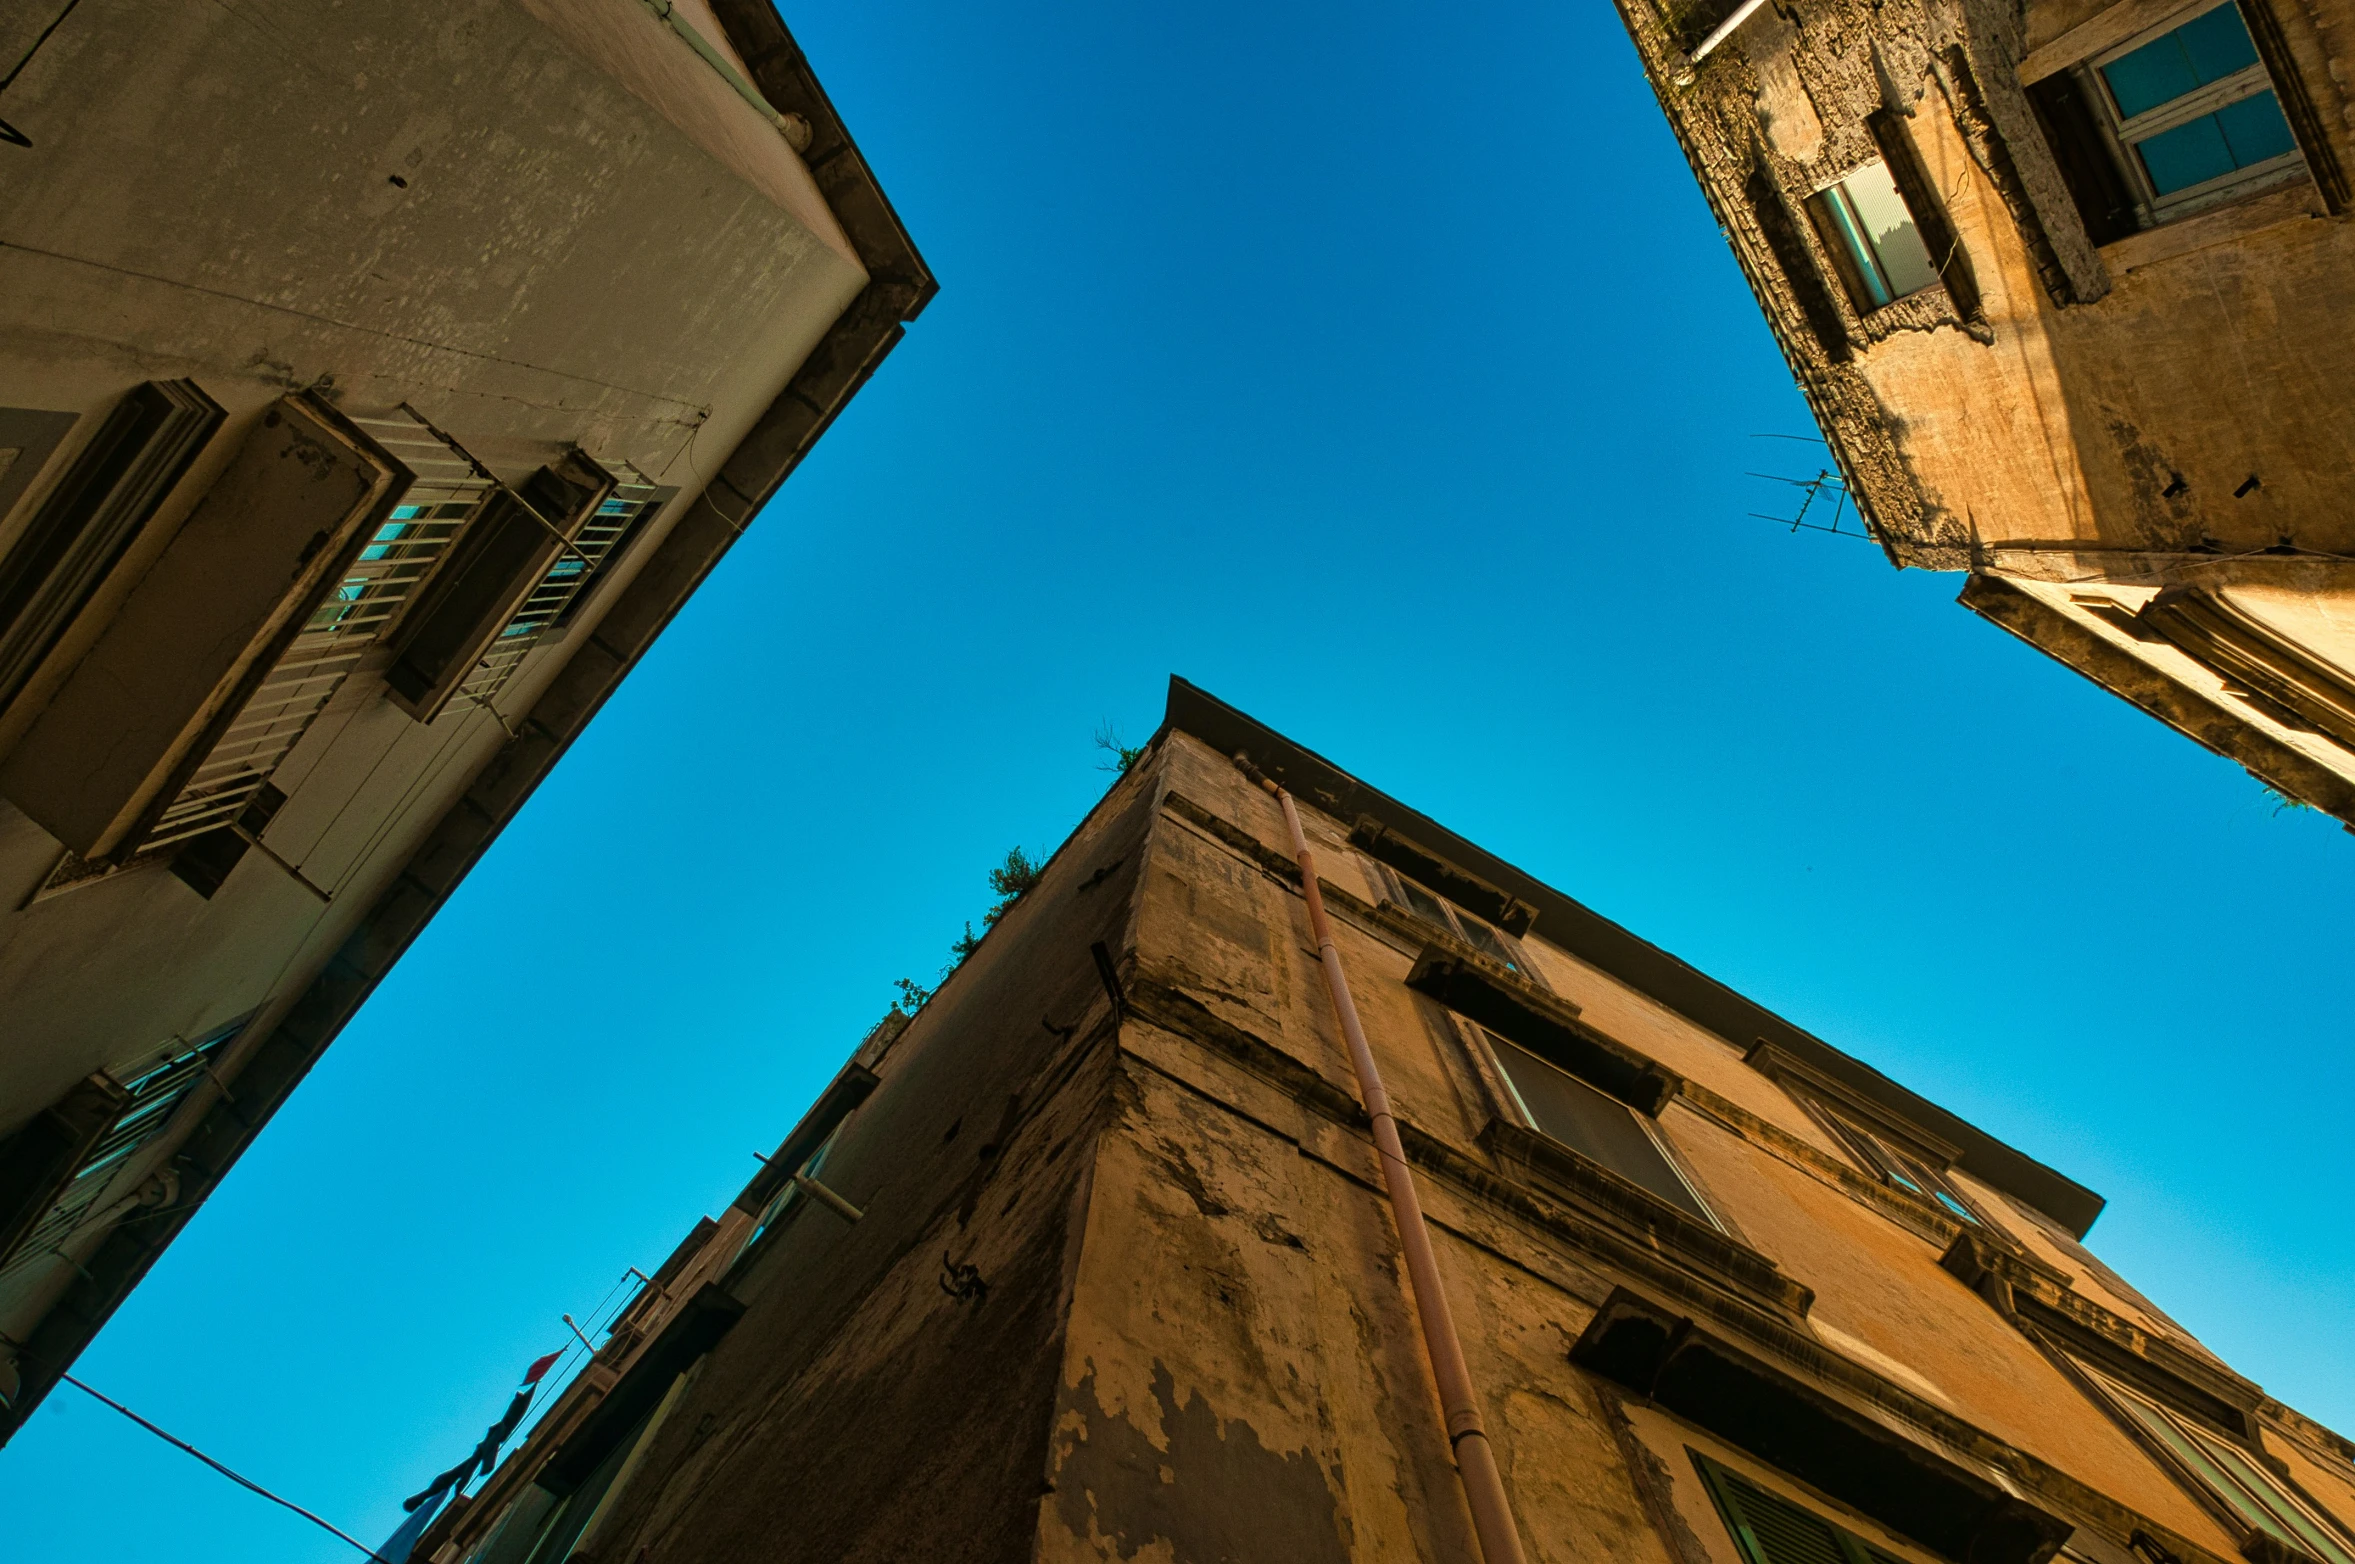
1481,1116 -> 1804,1312
1406,941 -> 1679,1114
2098,178 -> 2324,273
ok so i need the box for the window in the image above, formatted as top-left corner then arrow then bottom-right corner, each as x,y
2033,2 -> 2304,235
1812,1106 -> 1984,1226
384,448 -> 617,723
1806,161 -> 1942,313
454,470 -> 672,708
1695,1451 -> 1910,1564
0,394 -> 399,862
0,1019 -> 245,1283
0,383 -> 222,718
1480,1026 -> 1715,1223
0,407 -> 79,534
127,408 -> 478,858
2085,1367 -> 2355,1564
1368,860 -> 1546,986
552,475 -> 673,629
2136,585 -> 2355,750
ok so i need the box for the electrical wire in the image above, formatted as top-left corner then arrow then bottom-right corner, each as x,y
58,1372 -> 392,1562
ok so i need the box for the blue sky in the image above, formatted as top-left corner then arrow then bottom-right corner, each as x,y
7,0 -> 2350,1557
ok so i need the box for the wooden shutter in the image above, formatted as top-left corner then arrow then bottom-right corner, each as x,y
0,394 -> 405,858
1699,1456 -> 1908,1564
0,382 -> 223,721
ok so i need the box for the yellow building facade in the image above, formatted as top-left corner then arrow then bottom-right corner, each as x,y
414,682 -> 2355,1564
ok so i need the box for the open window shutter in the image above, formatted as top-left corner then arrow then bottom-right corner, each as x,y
1489,1033 -> 1711,1221
383,449 -> 614,723
2027,71 -> 2143,244
0,382 -> 223,720
0,395 -> 406,858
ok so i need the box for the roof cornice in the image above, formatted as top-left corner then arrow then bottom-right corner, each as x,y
1156,675 -> 2106,1238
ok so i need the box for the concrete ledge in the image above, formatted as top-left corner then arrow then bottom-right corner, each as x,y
1957,574 -> 2355,827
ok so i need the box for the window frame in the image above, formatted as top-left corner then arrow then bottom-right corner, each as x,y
1457,1015 -> 1721,1228
0,1016 -> 249,1283
2078,1364 -> 2355,1564
1794,1094 -> 1989,1227
1806,161 -> 1941,315
1365,858 -> 1548,988
2073,1 -> 2308,228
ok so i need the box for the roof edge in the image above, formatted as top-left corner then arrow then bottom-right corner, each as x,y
708,0 -> 938,322
1958,574 -> 2355,829
1157,675 -> 2107,1238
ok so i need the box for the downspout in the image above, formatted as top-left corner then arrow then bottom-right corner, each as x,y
1238,759 -> 1530,1564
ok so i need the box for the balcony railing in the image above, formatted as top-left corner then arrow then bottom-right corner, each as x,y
0,1020 -> 245,1285
451,468 -> 669,711
134,410 -> 495,852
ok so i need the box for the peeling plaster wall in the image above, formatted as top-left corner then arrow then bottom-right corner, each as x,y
540,730 -> 2355,1564
1623,0 -> 2353,572
572,754 -> 1165,1564
1615,0 -> 2355,813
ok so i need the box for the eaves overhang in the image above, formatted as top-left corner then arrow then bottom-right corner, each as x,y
1959,575 -> 2355,830
1157,675 -> 2107,1238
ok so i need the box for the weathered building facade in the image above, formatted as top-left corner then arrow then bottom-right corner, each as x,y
1611,0 -> 2355,821
0,0 -> 929,1433
413,679 -> 2355,1564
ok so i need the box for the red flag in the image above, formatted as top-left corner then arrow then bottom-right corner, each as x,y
521,1351 -> 562,1386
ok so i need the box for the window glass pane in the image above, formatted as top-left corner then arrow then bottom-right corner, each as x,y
2176,3 -> 2262,84
1841,162 -> 1941,298
2215,89 -> 2297,165
1397,875 -> 1455,931
1931,1188 -> 1979,1224
2109,1378 -> 2295,1542
2136,113 -> 2240,192
2103,34 -> 2204,117
2192,1429 -> 2355,1564
1456,914 -> 1515,966
1489,1034 -> 1711,1221
1817,186 -> 1894,309
2103,5 -> 2266,122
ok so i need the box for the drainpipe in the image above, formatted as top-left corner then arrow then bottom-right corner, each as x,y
1239,759 -> 1530,1564
1688,0 -> 1769,62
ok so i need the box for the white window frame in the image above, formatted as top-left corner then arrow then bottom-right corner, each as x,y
2079,0 -> 2307,225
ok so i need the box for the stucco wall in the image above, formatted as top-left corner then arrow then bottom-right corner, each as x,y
0,0 -> 863,1126
0,0 -> 871,1373
489,726 -> 2355,1564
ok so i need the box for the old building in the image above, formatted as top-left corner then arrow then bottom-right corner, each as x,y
410,678 -> 2355,1564
1609,0 -> 2355,822
0,0 -> 930,1434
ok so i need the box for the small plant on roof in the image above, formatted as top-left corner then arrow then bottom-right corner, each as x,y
985,846 -> 1045,916
933,848 -> 1049,984
1094,721 -> 1145,777
2262,786 -> 2314,816
892,976 -> 933,1014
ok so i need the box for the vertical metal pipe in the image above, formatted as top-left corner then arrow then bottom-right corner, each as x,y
1263,778 -> 1530,1564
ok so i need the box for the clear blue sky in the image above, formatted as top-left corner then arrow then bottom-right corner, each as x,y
7,0 -> 2350,1557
